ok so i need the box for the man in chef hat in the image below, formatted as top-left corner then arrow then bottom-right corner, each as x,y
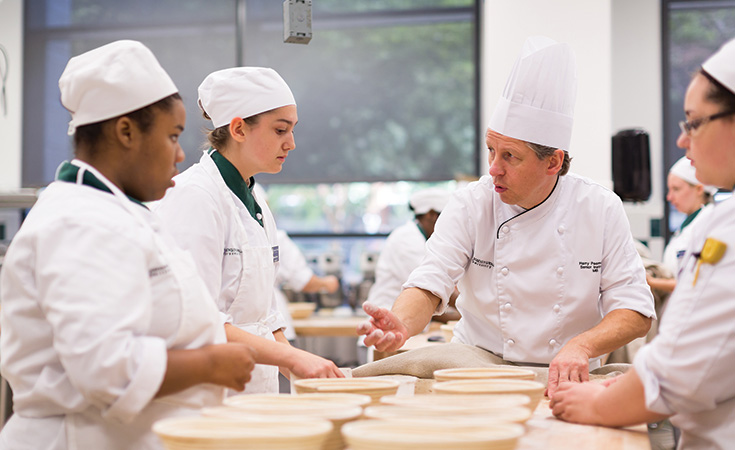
358,36 -> 655,397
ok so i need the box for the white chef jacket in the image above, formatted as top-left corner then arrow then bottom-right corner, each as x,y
274,230 -> 315,341
366,220 -> 427,310
0,160 -> 226,450
634,193 -> 735,450
405,174 -> 656,366
662,204 -> 713,275
155,151 -> 286,393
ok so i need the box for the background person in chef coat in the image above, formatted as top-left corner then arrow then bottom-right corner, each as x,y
0,41 -> 256,450
646,156 -> 716,295
358,36 -> 656,397
551,37 -> 735,450
155,67 -> 343,395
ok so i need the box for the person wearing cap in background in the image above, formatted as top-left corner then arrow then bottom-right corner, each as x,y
155,67 -> 343,394
358,36 -> 655,398
0,40 -> 256,449
364,187 -> 458,317
552,37 -> 735,450
646,156 -> 718,295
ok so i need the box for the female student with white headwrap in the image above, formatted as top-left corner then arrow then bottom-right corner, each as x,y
155,67 -> 343,394
551,37 -> 735,450
0,41 -> 256,450
646,156 -> 717,295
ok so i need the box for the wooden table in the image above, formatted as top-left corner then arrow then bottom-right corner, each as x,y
518,398 -> 650,449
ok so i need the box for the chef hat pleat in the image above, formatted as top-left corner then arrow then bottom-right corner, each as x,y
488,36 -> 577,151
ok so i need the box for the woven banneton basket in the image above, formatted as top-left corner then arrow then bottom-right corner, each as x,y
433,367 -> 536,382
379,393 -> 531,409
342,419 -> 524,450
152,416 -> 332,450
363,404 -> 532,424
203,402 -> 360,450
293,377 -> 400,406
432,379 -> 546,410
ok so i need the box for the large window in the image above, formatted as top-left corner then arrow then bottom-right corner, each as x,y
662,0 -> 735,235
22,0 -> 480,282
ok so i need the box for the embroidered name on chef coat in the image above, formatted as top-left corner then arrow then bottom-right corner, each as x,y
149,265 -> 170,277
273,245 -> 279,263
224,248 -> 243,256
578,261 -> 601,272
471,257 -> 494,269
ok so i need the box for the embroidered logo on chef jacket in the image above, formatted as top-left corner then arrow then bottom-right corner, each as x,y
471,257 -> 494,269
272,245 -> 279,263
149,265 -> 170,277
224,247 -> 243,256
578,261 -> 601,272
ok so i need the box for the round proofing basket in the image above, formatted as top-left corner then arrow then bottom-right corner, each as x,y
432,379 -> 545,410
152,416 -> 332,450
380,393 -> 531,409
342,419 -> 525,450
363,405 -> 532,424
224,392 -> 372,408
293,378 -> 400,406
433,367 -> 536,382
202,404 -> 360,450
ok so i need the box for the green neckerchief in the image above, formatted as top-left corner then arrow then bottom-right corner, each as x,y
679,207 -> 703,233
56,161 -> 146,207
209,149 -> 264,227
415,221 -> 429,240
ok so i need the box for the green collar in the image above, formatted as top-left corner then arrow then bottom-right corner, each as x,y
56,161 -> 146,207
679,207 -> 703,232
209,149 -> 264,227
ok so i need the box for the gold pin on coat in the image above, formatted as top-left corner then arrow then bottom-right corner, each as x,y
693,237 -> 727,286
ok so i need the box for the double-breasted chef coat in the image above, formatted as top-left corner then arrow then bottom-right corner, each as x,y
367,220 -> 428,311
0,160 -> 226,450
404,173 -> 656,367
155,150 -> 286,394
634,192 -> 735,450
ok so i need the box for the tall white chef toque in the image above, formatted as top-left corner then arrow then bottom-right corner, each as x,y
198,67 -> 296,129
702,37 -> 735,95
669,156 -> 719,195
59,40 -> 178,136
409,188 -> 451,215
488,35 -> 577,151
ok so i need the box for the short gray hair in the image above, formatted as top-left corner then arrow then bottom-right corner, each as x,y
524,142 -> 571,176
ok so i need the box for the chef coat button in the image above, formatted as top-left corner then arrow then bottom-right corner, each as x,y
504,302 -> 512,311
549,339 -> 558,346
556,266 -> 564,275
557,225 -> 565,234
256,213 -> 263,220
502,226 -> 510,234
553,304 -> 561,313
501,267 -> 509,276
507,339 -> 515,346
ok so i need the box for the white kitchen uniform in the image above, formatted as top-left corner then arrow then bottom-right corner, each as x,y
0,160 -> 226,450
405,173 -> 656,366
274,230 -> 315,341
155,150 -> 286,394
662,204 -> 713,275
367,221 -> 428,310
634,194 -> 735,450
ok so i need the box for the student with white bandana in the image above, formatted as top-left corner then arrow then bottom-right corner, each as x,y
358,36 -> 655,398
0,40 -> 256,450
551,36 -> 735,450
155,68 -> 343,394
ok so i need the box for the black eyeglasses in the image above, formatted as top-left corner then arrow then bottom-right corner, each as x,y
679,110 -> 735,136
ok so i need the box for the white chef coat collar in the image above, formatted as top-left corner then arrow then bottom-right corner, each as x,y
495,175 -> 561,238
